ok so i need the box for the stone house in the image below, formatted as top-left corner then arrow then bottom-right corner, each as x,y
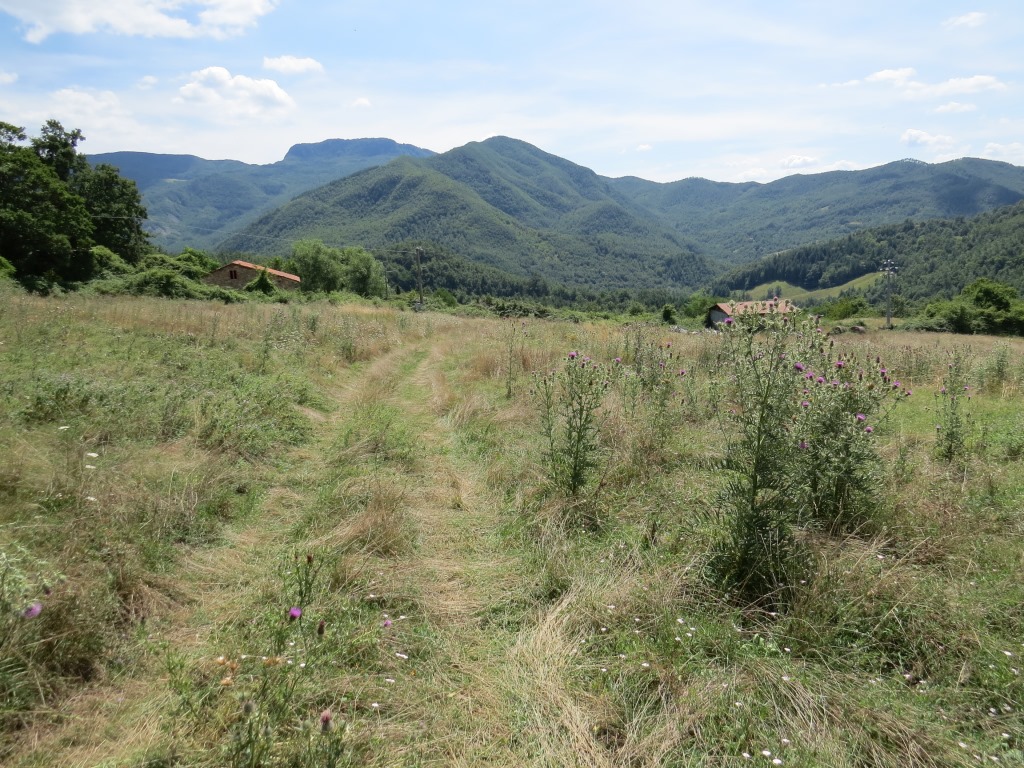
705,299 -> 798,327
203,260 -> 301,291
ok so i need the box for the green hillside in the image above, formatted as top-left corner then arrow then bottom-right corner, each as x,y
89,139 -> 435,253
611,157 -> 1024,264
712,200 -> 1024,301
220,140 -> 715,291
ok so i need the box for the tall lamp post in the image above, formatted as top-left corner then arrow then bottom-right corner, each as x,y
881,258 -> 898,330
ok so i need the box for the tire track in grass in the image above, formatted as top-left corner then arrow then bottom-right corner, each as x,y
376,339 -> 609,767
6,341 -> 429,768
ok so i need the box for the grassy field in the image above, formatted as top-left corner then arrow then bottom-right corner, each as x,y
1,284 -> 1022,767
742,273 -> 884,304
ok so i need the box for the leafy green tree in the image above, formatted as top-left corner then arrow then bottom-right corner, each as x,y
0,120 -> 149,288
342,246 -> 386,298
962,278 -> 1017,312
30,119 -> 87,182
1,122 -> 94,285
291,239 -> 346,293
73,163 -> 149,264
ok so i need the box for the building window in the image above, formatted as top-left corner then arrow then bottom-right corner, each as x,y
229,269 -> 238,280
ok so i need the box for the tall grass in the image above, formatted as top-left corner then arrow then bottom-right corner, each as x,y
2,292 -> 1023,767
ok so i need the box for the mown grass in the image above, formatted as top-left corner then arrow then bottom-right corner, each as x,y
1,283 -> 1023,766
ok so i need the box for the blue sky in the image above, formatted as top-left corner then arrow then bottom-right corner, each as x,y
1,1 -> 1021,182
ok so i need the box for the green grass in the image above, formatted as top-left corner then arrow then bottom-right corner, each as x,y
1,289 -> 1023,767
744,272 -> 884,303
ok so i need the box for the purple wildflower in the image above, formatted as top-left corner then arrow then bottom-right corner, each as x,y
835,360 -> 845,369
383,619 -> 392,628
856,413 -> 866,422
22,601 -> 42,619
724,317 -> 734,326
794,362 -> 805,372
614,357 -> 621,364
801,400 -> 811,408
289,607 -> 302,621
568,351 -> 578,360
798,440 -> 809,450
320,709 -> 333,733
816,376 -> 826,384
864,426 -> 874,434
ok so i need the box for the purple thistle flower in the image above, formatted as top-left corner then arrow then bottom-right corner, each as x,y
864,426 -> 874,434
794,362 -> 805,372
856,413 -> 866,421
614,357 -> 621,363
383,619 -> 392,628
568,351 -> 578,360
289,607 -> 302,621
320,709 -> 333,733
22,601 -> 42,619
835,360 -> 845,369
816,376 -> 825,384
798,440 -> 809,450
678,369 -> 686,376
724,317 -> 734,326
801,400 -> 811,408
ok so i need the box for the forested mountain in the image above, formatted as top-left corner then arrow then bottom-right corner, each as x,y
711,201 -> 1024,302
88,138 -> 435,253
93,133 -> 1024,294
220,139 -> 715,291
611,157 -> 1024,264
220,140 -> 1024,291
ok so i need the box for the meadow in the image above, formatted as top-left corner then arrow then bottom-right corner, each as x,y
1,283 -> 1022,767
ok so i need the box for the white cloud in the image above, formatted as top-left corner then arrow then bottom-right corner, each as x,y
943,12 -> 987,29
351,97 -> 371,108
935,101 -> 975,113
636,143 -> 652,152
0,0 -> 279,43
263,55 -> 324,75
866,68 -> 916,86
982,142 -> 1024,164
909,75 -> 1006,98
901,129 -> 954,149
780,155 -> 816,169
0,71 -> 17,85
137,75 -> 158,90
736,167 -> 769,182
866,69 -> 1005,99
177,66 -> 294,118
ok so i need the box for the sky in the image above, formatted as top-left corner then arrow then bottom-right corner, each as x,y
1,1 -> 1022,183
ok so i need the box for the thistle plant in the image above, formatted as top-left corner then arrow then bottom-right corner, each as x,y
536,351 -> 607,496
503,319 -> 528,399
707,307 -> 806,609
935,347 -> 973,463
707,304 -> 900,608
788,336 -> 903,533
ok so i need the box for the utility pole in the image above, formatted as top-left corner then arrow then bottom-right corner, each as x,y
882,258 -> 898,329
415,247 -> 425,309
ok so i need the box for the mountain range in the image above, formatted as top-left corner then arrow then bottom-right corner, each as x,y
92,137 -> 1024,293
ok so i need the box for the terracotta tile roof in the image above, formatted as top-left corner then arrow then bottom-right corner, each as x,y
714,299 -> 797,315
229,260 -> 301,283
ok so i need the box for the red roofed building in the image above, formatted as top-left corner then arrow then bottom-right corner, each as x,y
706,299 -> 798,327
203,260 -> 301,292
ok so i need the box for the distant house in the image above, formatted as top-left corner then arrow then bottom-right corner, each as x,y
203,260 -> 301,291
706,299 -> 798,327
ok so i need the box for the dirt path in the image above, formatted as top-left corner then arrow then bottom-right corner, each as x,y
374,341 -> 608,767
